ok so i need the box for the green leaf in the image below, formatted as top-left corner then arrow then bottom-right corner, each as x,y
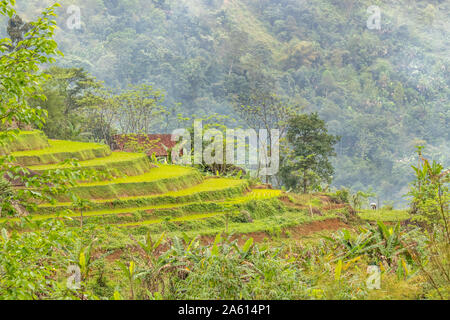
242,238 -> 254,255
211,233 -> 221,256
1,228 -> 8,241
334,259 -> 343,282
129,261 -> 135,276
113,291 -> 122,300
153,232 -> 165,251
79,250 -> 86,270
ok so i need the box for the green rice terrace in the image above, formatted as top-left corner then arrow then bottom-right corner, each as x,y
1,130 -> 357,243
1,131 -> 446,301
1,0 -> 449,301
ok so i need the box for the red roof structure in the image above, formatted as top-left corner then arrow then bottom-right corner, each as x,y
112,134 -> 179,157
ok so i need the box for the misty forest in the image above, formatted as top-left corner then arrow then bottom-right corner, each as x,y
0,0 -> 448,301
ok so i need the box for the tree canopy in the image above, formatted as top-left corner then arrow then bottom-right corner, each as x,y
280,112 -> 340,193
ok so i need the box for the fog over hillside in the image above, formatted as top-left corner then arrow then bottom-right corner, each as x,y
3,0 -> 449,205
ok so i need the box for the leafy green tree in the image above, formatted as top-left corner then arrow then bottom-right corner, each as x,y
0,1 -> 77,299
0,2 -> 61,132
280,113 -> 340,193
351,189 -> 376,211
77,83 -> 119,145
0,2 -> 108,299
115,84 -> 165,134
0,1 -> 72,214
5,14 -> 31,51
46,67 -> 97,116
0,220 -> 80,299
30,67 -> 98,140
406,147 -> 449,300
409,146 -> 449,236
234,93 -> 302,181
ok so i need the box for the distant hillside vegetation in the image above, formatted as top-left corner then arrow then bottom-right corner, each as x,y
2,0 -> 449,204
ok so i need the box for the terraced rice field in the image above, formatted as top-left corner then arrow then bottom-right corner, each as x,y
0,189 -> 282,224
12,139 -> 111,165
2,131 -> 307,236
56,164 -> 203,200
38,177 -> 250,212
0,130 -> 49,155
28,150 -> 152,176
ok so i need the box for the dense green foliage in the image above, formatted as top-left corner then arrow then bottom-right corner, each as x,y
280,113 -> 340,192
0,0 -> 448,301
3,0 -> 448,202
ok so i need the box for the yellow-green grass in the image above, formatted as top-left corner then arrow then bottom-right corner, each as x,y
147,178 -> 246,197
287,193 -> 324,208
2,211 -> 224,230
38,178 -> 250,214
102,193 -> 285,228
79,197 -> 284,227
79,212 -> 338,252
124,210 -> 336,237
0,202 -> 196,225
80,164 -> 197,187
185,213 -> 337,238
227,189 -> 282,203
358,209 -> 411,222
72,207 -> 337,251
28,151 -> 152,177
119,212 -> 223,227
0,130 -> 49,155
57,165 -> 203,200
1,197 -> 285,233
2,189 -> 281,224
184,213 -> 337,238
12,140 -> 111,166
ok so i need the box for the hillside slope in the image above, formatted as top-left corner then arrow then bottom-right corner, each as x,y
2,0 -> 449,204
2,131 -> 289,235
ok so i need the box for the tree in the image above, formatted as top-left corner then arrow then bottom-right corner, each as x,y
5,14 -> 31,51
0,3 -> 61,132
45,67 -> 97,116
280,113 -> 340,193
407,147 -> 449,300
0,1 -> 74,214
0,2 -> 114,300
77,82 -> 119,145
115,84 -> 165,134
234,93 -> 302,181
0,0 -> 83,299
32,67 -> 98,140
71,195 -> 93,229
281,39 -> 319,70
409,146 -> 449,235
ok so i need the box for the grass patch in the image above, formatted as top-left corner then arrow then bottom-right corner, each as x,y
96,197 -> 287,230
59,165 -> 203,200
0,130 -> 49,155
28,151 -> 152,177
358,209 -> 411,222
1,189 -> 282,227
128,210 -> 336,238
12,140 -> 111,165
228,189 -> 282,202
119,212 -> 222,227
38,178 -> 250,213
